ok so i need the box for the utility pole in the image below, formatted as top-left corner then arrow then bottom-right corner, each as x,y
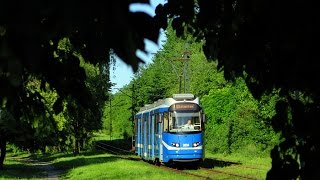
131,84 -> 135,151
171,43 -> 191,93
109,97 -> 112,141
110,85 -> 135,148
132,84 -> 135,122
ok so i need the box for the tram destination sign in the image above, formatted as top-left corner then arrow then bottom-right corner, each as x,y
169,103 -> 200,111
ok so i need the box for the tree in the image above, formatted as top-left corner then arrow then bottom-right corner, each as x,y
154,0 -> 319,179
1,0 -> 318,178
202,79 -> 279,155
0,0 -> 165,168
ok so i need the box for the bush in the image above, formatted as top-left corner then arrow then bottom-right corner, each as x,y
202,78 -> 280,157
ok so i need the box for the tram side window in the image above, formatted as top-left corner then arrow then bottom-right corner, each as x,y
169,112 -> 173,130
163,112 -> 169,132
145,115 -> 148,137
193,116 -> 200,125
155,113 -> 159,133
141,117 -> 143,133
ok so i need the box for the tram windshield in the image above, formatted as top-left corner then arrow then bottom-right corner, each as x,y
169,112 -> 202,132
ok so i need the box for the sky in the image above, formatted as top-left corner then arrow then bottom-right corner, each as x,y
110,0 -> 166,93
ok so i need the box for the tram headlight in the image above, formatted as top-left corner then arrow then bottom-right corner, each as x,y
193,142 -> 200,147
171,142 -> 180,147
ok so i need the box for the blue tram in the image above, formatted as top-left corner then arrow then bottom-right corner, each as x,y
134,94 -> 205,166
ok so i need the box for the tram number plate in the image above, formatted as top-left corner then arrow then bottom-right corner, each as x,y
183,144 -> 190,147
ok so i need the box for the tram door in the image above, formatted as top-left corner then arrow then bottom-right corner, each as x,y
138,116 -> 142,156
154,113 -> 159,158
147,113 -> 151,159
143,114 -> 147,158
151,113 -> 155,160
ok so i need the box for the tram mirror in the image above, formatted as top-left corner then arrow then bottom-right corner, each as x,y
202,114 -> 206,123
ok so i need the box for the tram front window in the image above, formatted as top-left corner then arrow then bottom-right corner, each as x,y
169,112 -> 202,132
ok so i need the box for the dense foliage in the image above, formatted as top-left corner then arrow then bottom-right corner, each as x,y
105,26 -> 280,159
0,40 -> 109,155
0,0 -> 163,169
0,0 -> 318,178
203,79 -> 279,156
154,1 -> 319,179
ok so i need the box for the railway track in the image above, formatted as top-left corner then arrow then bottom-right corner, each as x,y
95,141 -> 134,155
156,165 -> 212,180
95,141 -> 265,180
95,142 -> 210,179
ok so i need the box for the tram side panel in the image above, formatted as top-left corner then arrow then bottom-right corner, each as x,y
159,113 -> 164,162
135,116 -> 141,156
134,117 -> 138,155
139,114 -> 146,159
160,112 -> 169,163
145,113 -> 149,160
151,113 -> 155,160
139,115 -> 142,158
135,116 -> 138,155
144,111 -> 156,161
139,116 -> 142,157
154,113 -> 160,160
149,111 -> 166,163
155,113 -> 162,162
135,112 -> 157,161
143,113 -> 147,159
147,112 -> 151,160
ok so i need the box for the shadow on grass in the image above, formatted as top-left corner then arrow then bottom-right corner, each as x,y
96,138 -> 133,151
164,158 -> 241,170
0,162 -> 48,179
201,158 -> 241,168
1,138 -> 137,179
52,155 -> 119,171
1,150 -> 136,179
51,153 -> 141,177
28,149 -> 107,162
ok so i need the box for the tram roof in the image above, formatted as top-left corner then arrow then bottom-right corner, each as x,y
136,94 -> 199,114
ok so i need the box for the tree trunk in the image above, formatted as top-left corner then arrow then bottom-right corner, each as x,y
80,138 -> 84,151
74,139 -> 80,156
0,138 -> 6,170
227,119 -> 234,154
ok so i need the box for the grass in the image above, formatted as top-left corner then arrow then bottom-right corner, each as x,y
205,151 -> 272,169
0,151 -> 272,180
58,154 -> 193,180
1,150 -> 194,180
202,151 -> 272,179
0,150 -> 273,179
92,132 -> 111,141
1,134 -> 273,180
0,153 -> 47,180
